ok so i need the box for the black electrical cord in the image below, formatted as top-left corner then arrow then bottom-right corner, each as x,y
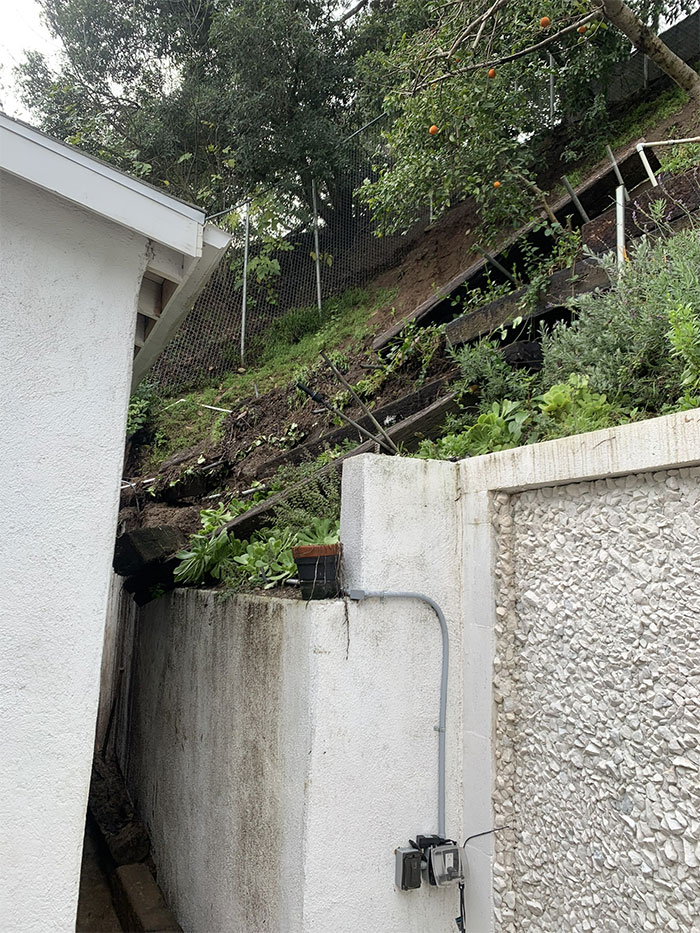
463,825 -> 513,847
455,827 -> 513,931
455,881 -> 466,932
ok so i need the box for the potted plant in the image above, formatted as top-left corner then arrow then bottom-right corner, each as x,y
292,518 -> 341,600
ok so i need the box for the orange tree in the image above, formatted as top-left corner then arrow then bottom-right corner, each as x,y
354,0 -> 699,233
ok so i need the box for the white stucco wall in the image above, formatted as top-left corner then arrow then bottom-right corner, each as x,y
117,411 -> 700,933
491,468 -> 700,933
121,456 -> 464,932
0,172 -> 148,932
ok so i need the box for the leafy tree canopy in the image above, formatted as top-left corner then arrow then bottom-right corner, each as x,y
354,0 -> 698,232
17,0 -> 356,214
16,0 -> 698,231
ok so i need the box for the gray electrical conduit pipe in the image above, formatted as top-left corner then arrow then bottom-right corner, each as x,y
347,589 -> 449,839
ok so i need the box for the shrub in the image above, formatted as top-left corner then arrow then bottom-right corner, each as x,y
541,232 -> 700,411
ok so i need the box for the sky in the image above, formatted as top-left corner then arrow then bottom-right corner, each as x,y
0,0 -> 60,120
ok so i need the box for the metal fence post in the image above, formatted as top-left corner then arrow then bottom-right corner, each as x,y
616,185 -> 626,270
241,200 -> 250,366
311,179 -> 323,315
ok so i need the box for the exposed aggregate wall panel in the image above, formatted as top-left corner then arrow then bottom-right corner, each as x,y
492,468 -> 700,933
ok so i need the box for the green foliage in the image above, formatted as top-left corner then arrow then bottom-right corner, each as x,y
423,229 -> 700,462
350,319 -> 444,402
668,303 -> 700,407
126,380 -> 157,437
231,528 -> 297,590
355,0 -> 694,234
141,286 -> 396,469
295,517 -> 341,546
658,143 -> 700,177
19,0 -> 353,215
541,231 -> 700,410
416,400 -> 529,460
453,339 -> 534,408
271,465 -> 342,535
174,468 -> 341,591
174,530 -> 244,585
533,375 -> 614,439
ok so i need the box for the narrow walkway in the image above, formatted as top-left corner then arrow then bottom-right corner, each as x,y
76,819 -> 123,932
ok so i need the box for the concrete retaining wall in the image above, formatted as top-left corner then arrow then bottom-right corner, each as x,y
122,457 -> 463,932
117,409 -> 700,932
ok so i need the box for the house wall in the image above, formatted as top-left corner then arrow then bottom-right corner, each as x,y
0,172 -> 147,932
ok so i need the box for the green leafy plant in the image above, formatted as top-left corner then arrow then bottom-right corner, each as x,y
416,400 -> 529,460
174,529 -> 245,584
452,339 -> 534,410
534,375 -> 614,439
541,231 -> 700,411
126,380 -> 157,437
667,303 -> 700,409
232,528 -> 297,589
295,517 -> 340,546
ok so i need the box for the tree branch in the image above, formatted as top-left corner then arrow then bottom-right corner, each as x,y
339,0 -> 370,23
414,10 -> 601,92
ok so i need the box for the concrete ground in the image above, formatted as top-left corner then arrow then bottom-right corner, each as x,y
76,820 -> 123,933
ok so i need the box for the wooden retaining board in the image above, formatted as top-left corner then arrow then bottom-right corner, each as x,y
248,371 -> 457,480
445,260 -> 610,347
583,166 -> 700,254
222,392 -> 459,540
372,141 -> 658,351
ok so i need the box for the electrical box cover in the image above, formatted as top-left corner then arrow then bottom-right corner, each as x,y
429,844 -> 465,886
395,847 -> 422,890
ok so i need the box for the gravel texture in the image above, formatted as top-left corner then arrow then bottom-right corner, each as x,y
492,467 -> 700,933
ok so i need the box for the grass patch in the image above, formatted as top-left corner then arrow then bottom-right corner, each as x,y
139,284 -> 396,469
563,84 -> 689,188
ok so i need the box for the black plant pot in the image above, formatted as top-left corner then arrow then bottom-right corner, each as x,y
292,544 -> 342,600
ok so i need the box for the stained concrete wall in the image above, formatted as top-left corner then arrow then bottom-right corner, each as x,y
0,172 -> 147,932
123,457 -> 464,932
119,410 -> 700,933
491,469 -> 700,933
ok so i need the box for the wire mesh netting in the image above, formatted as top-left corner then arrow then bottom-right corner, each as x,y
150,128 -> 430,392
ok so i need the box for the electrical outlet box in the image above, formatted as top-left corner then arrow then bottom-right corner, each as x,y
395,847 -> 422,890
429,843 -> 465,887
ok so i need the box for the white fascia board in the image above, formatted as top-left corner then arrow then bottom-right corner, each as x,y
0,114 -> 205,257
131,223 -> 232,389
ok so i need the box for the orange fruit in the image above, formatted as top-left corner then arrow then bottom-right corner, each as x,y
429,124 -> 439,135
488,67 -> 496,78
540,16 -> 551,27
578,24 -> 587,34
493,180 -> 501,188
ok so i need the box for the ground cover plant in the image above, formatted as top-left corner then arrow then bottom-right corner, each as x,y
174,468 -> 341,592
133,285 -> 396,469
418,227 -> 700,461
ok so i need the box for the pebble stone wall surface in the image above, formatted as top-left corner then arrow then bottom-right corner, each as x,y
491,467 -> 700,933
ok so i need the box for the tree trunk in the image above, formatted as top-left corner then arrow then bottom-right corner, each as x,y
601,0 -> 700,105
